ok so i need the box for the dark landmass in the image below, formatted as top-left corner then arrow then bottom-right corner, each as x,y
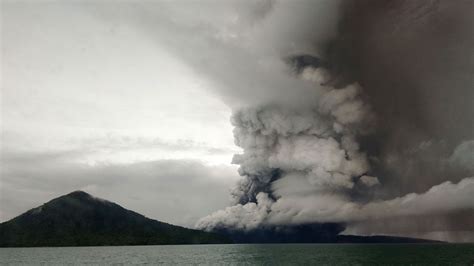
213,224 -> 442,244
0,191 -> 230,247
0,191 -> 440,247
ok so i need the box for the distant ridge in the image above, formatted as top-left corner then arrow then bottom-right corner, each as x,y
0,191 -> 230,247
213,225 -> 443,244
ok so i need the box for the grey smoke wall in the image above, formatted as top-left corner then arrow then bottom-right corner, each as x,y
330,0 -> 474,197
193,0 -> 474,242
97,0 -> 474,241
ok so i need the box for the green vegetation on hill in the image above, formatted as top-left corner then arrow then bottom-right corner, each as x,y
0,191 -> 230,247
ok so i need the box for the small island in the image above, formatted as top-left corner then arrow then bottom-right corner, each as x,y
0,191 -> 230,247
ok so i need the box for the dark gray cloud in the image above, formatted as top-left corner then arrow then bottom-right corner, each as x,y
330,0 -> 474,196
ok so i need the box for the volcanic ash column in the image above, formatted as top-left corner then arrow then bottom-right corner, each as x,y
197,61 -> 379,231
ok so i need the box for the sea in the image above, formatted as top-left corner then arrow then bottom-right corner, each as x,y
1,243 -> 473,265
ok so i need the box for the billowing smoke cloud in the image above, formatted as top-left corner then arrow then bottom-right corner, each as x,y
198,176 -> 474,231
228,77 -> 376,202
193,0 -> 474,241
196,65 -> 378,231
100,0 -> 473,241
196,59 -> 474,233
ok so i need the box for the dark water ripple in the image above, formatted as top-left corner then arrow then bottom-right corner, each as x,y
1,243 -> 473,265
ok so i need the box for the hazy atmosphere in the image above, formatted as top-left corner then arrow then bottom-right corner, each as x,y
1,0 -> 473,244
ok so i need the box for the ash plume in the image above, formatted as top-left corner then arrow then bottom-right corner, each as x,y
197,66 -> 378,232
111,0 -> 474,241
194,0 -> 474,242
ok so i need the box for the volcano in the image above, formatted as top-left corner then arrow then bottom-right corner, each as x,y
0,191 -> 230,247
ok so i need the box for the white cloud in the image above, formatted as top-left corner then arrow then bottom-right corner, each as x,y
1,1 -> 235,166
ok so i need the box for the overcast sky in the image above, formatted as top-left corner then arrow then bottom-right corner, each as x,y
1,0 -> 243,227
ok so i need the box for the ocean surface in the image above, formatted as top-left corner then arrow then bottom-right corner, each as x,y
1,243 -> 473,265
